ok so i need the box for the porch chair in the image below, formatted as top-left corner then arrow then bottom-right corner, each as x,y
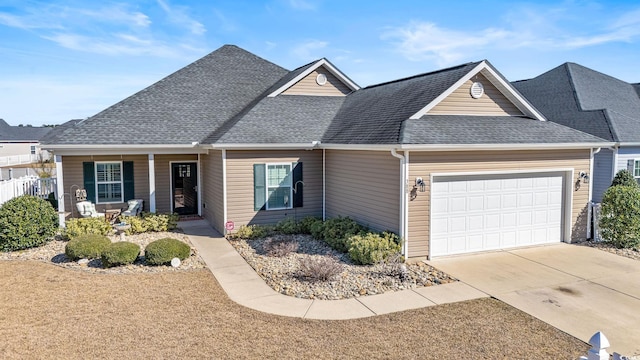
121,199 -> 144,217
76,201 -> 105,218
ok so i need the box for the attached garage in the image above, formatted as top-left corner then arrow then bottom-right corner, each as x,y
429,171 -> 571,257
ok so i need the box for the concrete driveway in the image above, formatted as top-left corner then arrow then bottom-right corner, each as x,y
427,243 -> 640,356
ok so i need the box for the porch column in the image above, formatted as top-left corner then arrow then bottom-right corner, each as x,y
55,155 -> 65,227
148,154 -> 156,213
197,153 -> 202,216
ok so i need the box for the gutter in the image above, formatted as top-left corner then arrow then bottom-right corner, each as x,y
390,149 -> 409,258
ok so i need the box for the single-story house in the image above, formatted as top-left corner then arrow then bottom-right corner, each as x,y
42,45 -> 611,259
0,119 -> 52,179
513,63 -> 640,203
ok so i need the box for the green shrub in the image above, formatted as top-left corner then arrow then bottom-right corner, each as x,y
348,232 -> 402,265
233,224 -> 268,239
599,185 -> 640,249
65,234 -> 111,260
309,220 -> 325,240
145,238 -> 191,265
117,215 -> 148,235
322,217 -> 367,252
275,217 -> 299,234
611,169 -> 639,188
64,217 -> 112,240
141,212 -> 179,232
101,241 -> 140,267
299,216 -> 321,235
0,195 -> 58,251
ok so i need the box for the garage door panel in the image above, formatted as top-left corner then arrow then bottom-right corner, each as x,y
431,172 -> 564,257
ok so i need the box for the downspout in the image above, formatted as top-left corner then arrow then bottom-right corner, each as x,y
322,148 -> 326,221
587,147 -> 601,240
390,149 -> 408,258
222,149 -> 228,235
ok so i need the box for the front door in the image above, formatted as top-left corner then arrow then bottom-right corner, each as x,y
171,163 -> 197,215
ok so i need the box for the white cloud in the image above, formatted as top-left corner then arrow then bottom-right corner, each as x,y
156,0 -> 206,35
43,33 -> 178,58
291,40 -> 328,61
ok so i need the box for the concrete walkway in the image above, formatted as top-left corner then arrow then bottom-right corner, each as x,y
427,244 -> 640,356
179,220 -> 487,320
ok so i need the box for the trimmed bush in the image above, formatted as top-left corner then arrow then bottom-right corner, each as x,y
309,220 -> 325,240
65,234 -> 111,260
299,216 -> 321,235
599,185 -> 640,249
611,169 -> 639,188
275,217 -> 299,235
322,217 -> 367,252
145,238 -> 191,265
298,255 -> 343,281
101,241 -> 140,267
233,224 -> 268,240
117,215 -> 148,235
64,217 -> 112,240
141,212 -> 179,232
347,232 -> 402,265
0,195 -> 58,251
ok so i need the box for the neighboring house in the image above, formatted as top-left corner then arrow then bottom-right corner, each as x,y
513,63 -> 640,203
42,45 -> 611,259
0,119 -> 52,179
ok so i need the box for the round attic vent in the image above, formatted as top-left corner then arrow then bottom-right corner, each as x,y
470,81 -> 484,99
316,73 -> 327,86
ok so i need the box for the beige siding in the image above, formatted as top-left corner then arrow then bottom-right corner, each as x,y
282,66 -> 352,96
325,150 -> 400,233
407,150 -> 591,258
61,155 -> 149,217
154,155 -> 198,213
201,151 -> 225,234
226,150 -> 323,230
429,74 -> 523,116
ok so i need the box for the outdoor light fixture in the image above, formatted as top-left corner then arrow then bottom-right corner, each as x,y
579,171 -> 590,184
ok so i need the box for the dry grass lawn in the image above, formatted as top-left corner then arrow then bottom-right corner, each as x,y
0,261 -> 587,359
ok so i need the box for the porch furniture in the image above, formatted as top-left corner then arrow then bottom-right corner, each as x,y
76,201 -> 104,218
121,199 -> 144,217
105,209 -> 121,224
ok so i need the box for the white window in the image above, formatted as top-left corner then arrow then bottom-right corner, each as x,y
635,160 -> 640,178
266,163 -> 292,210
96,162 -> 123,203
30,145 -> 36,155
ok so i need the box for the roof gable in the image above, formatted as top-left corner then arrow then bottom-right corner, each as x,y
267,58 -> 359,97
410,61 -> 544,120
282,65 -> 352,96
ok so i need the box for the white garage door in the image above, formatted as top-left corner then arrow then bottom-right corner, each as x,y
430,172 -> 564,257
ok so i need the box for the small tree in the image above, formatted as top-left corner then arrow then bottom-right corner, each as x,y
599,185 -> 640,249
610,169 -> 639,188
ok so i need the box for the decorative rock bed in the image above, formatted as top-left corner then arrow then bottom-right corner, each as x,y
577,240 -> 640,261
229,234 -> 457,300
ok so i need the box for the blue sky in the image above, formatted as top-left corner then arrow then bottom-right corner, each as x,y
1,0 -> 640,126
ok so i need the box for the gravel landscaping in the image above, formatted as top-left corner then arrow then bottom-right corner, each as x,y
577,239 -> 640,261
0,230 -> 207,274
229,234 -> 456,300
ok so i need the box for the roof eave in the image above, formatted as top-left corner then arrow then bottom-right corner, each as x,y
42,143 -> 207,156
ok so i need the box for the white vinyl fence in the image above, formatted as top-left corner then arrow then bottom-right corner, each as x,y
0,176 -> 57,206
580,332 -> 633,360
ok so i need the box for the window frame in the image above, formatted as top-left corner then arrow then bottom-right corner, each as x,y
634,160 -> 640,178
30,145 -> 36,155
265,163 -> 293,211
95,161 -> 124,204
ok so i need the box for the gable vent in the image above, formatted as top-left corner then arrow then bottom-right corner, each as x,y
316,73 -> 327,86
470,82 -> 484,99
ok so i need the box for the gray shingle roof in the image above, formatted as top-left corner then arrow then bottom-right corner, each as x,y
402,115 -> 607,144
0,119 -> 51,142
42,45 -> 288,145
210,95 -> 345,144
513,63 -> 640,143
322,62 -> 482,144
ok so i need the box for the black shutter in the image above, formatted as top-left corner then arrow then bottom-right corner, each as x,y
254,164 -> 266,211
123,161 -> 135,202
292,162 -> 303,208
83,162 -> 96,203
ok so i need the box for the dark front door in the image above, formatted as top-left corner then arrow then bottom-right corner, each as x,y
172,163 -> 197,215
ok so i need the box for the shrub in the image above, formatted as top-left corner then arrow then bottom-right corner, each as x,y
298,255 -> 343,281
141,212 -> 179,232
101,241 -> 140,267
309,220 -> 325,240
263,235 -> 299,257
233,224 -> 268,239
145,238 -> 191,265
117,215 -> 148,235
299,216 -> 321,235
275,217 -> 299,235
65,234 -> 111,260
0,195 -> 58,251
45,192 -> 58,210
599,185 -> 640,249
611,169 -> 639,188
347,231 -> 402,265
64,217 -> 112,240
322,217 -> 367,252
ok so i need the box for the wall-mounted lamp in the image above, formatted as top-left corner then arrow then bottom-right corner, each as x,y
415,177 -> 426,192
579,171 -> 590,184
